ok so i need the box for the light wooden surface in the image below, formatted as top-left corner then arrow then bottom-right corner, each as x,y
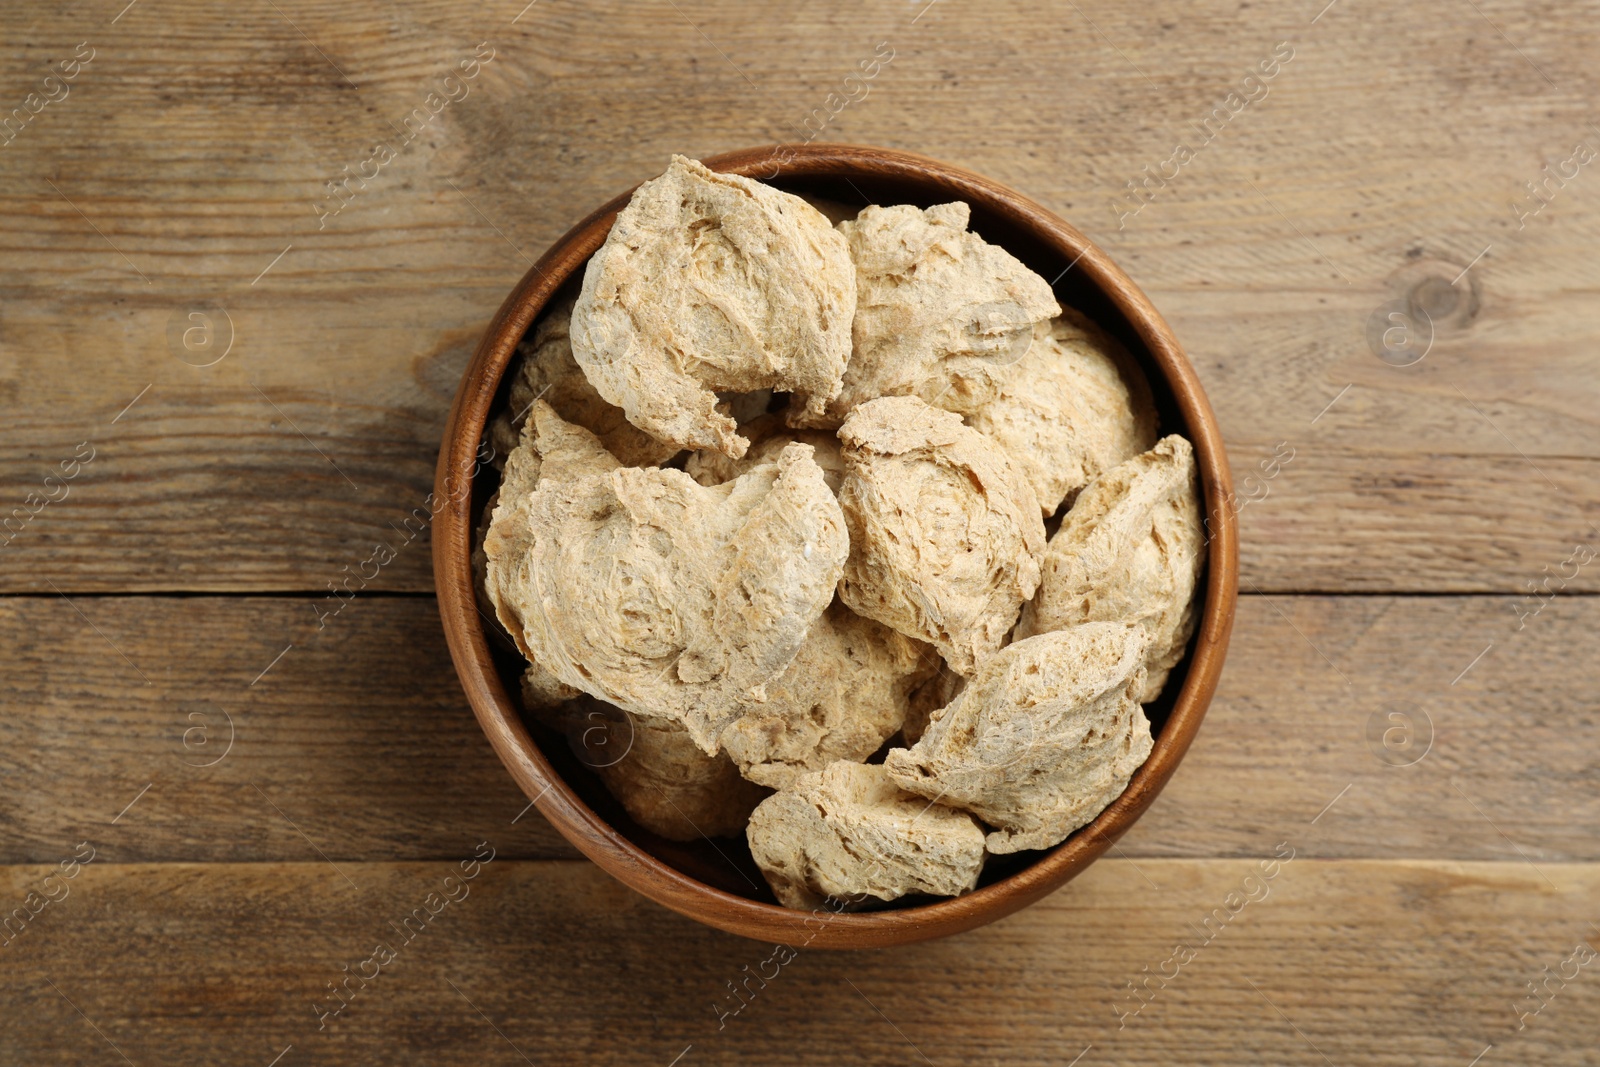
3,0 -> 1597,1062
3,859 -> 1594,1066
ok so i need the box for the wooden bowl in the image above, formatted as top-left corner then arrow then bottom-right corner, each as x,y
433,144 -> 1238,948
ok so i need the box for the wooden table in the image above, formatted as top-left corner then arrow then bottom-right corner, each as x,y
4,1 -> 1597,1063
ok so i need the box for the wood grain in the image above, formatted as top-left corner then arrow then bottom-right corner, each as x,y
2,0 -> 1597,593
1,858 -> 1595,1066
0,595 -> 579,865
4,0 -> 1597,1057
1127,592 -> 1600,863
2,593 -> 1593,865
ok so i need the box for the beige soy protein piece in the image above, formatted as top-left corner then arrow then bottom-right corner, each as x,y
718,602 -> 937,789
685,412 -> 847,495
746,761 -> 986,909
836,395 -> 1046,676
519,662 -> 582,713
486,294 -> 681,471
884,623 -> 1154,854
480,401 -> 624,708
476,494 -> 583,712
901,664 -> 964,746
803,201 -> 1059,425
967,310 -> 1158,515
569,155 -> 856,458
555,698 -> 767,841
1018,435 -> 1204,702
484,427 -> 848,753
481,399 -> 623,610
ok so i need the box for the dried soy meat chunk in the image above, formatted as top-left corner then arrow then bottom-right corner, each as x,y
484,428 -> 848,752
797,201 -> 1059,425
747,761 -> 986,909
885,623 -> 1154,854
685,413 -> 846,495
477,402 -> 624,708
554,698 -> 767,841
719,602 -> 937,788
967,310 -> 1157,515
487,294 -> 681,472
571,156 -> 855,458
1018,435 -> 1204,702
836,395 -> 1045,676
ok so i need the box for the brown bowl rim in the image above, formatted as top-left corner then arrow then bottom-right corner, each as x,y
432,143 -> 1239,949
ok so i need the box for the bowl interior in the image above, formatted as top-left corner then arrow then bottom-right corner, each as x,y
446,145 -> 1235,942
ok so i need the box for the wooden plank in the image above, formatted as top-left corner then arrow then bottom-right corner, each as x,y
2,0 -> 1598,592
1237,448 -> 1599,595
2,593 -> 1595,864
0,595 -> 581,864
1,858 -> 1595,1065
1123,591 -> 1600,863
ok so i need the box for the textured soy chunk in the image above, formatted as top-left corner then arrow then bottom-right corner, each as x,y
476,402 -> 624,708
487,294 -> 681,472
719,602 -> 937,789
484,426 -> 848,753
746,761 -> 986,909
798,201 -> 1059,426
685,413 -> 846,495
967,310 -> 1158,515
570,155 -> 855,458
836,395 -> 1045,676
1017,435 -> 1204,702
884,623 -> 1154,854
548,698 -> 767,841
517,662 -> 582,714
901,664 -> 964,746
480,401 -> 623,645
